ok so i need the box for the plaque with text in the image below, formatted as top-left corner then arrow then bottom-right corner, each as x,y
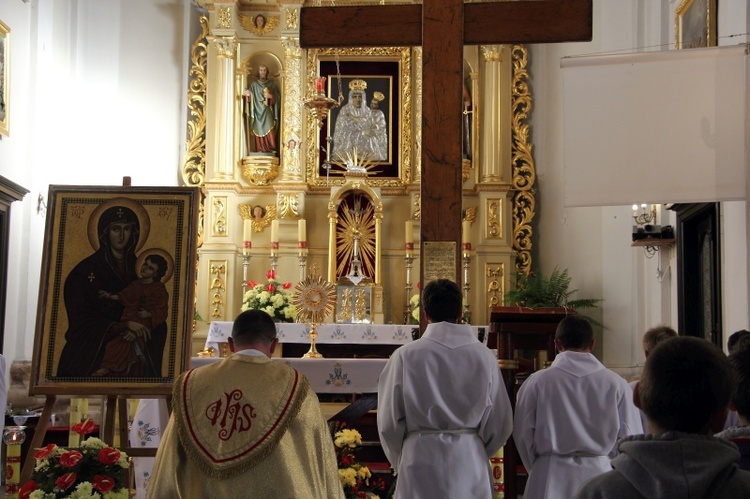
423,241 -> 457,282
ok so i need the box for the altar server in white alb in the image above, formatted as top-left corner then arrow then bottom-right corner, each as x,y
377,279 -> 513,499
513,315 -> 642,499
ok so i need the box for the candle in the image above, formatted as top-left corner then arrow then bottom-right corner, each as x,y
243,220 -> 253,243
315,76 -> 326,94
632,204 -> 638,214
298,219 -> 307,243
462,220 -> 472,246
271,220 -> 279,243
405,220 -> 414,245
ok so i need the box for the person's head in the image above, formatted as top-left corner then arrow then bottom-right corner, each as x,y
141,254 -> 167,282
252,205 -> 264,219
258,65 -> 269,80
229,309 -> 278,357
642,325 -> 678,357
98,206 -> 139,256
371,91 -> 384,110
636,336 -> 732,434
348,79 -> 367,109
729,348 -> 750,424
554,315 -> 594,351
421,279 -> 462,323
254,14 -> 266,29
728,329 -> 750,354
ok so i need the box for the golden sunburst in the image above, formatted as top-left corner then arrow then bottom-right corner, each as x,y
292,275 -> 337,324
336,194 -> 376,279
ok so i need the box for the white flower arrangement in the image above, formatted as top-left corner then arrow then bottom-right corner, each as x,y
242,269 -> 297,322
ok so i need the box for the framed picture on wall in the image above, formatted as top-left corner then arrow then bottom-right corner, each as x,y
675,0 -> 717,49
30,186 -> 200,396
0,19 -> 9,136
306,47 -> 413,188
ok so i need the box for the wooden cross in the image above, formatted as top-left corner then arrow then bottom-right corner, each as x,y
300,0 -> 592,303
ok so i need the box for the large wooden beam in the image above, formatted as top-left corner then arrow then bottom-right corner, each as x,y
299,0 -> 593,48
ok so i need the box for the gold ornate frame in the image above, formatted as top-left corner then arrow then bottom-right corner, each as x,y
675,0 -> 717,49
0,19 -> 10,137
305,47 -> 412,188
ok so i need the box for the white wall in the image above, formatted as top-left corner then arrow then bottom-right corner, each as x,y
530,0 -> 748,376
0,0 -> 192,372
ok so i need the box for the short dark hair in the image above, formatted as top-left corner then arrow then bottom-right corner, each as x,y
422,279 -> 462,323
728,329 -> 750,354
729,349 -> 750,420
642,325 -> 678,354
639,337 -> 732,433
555,315 -> 593,350
145,254 -> 168,281
231,309 -> 277,347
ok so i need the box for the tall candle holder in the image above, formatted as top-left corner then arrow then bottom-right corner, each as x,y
403,243 -> 415,324
270,242 -> 279,273
4,426 -> 27,498
242,241 -> 252,294
462,243 -> 472,324
298,242 -> 308,282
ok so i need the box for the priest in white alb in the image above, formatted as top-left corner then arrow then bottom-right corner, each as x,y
377,279 -> 513,498
513,315 -> 642,499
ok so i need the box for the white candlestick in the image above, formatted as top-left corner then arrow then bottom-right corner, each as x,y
462,220 -> 472,246
298,219 -> 307,243
271,220 -> 279,243
405,220 -> 414,245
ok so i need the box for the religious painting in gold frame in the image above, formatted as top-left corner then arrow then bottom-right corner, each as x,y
30,186 -> 200,396
0,19 -> 9,137
306,47 -> 412,188
675,0 -> 717,49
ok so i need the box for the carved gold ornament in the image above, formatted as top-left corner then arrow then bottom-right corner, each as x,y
239,13 -> 279,36
239,204 -> 277,233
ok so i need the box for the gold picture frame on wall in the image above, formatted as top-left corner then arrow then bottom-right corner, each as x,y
0,19 -> 9,136
675,0 -> 717,49
30,186 -> 200,396
306,47 -> 412,188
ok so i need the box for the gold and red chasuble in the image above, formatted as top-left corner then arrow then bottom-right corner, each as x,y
172,354 -> 309,479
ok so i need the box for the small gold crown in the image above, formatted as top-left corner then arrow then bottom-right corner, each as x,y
349,79 -> 367,91
372,91 -> 384,102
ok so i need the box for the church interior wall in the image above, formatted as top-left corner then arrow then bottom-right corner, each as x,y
0,0 -> 748,388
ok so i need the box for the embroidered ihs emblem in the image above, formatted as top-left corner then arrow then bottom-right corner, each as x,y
205,389 -> 256,441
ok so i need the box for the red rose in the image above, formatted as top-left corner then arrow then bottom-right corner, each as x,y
19,481 -> 38,499
266,283 -> 276,293
72,419 -> 96,436
97,447 -> 121,465
55,472 -> 77,490
33,443 -> 57,460
60,450 -> 83,467
93,474 -> 115,492
282,282 -> 292,289
266,269 -> 276,280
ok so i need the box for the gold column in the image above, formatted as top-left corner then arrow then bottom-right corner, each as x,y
328,211 -> 338,283
210,35 -> 238,180
412,47 -> 422,184
479,45 -> 510,184
280,34 -> 304,183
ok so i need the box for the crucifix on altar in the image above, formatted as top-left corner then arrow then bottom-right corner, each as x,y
300,0 -> 593,330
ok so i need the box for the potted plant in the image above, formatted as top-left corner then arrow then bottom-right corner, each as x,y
504,267 -> 602,327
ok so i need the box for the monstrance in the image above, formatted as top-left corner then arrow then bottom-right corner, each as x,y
292,275 -> 336,358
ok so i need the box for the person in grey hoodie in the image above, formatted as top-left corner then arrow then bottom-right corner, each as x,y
576,336 -> 750,498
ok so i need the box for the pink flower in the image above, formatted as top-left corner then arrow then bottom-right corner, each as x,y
19,481 -> 38,499
93,475 -> 115,492
59,450 -> 83,467
97,447 -> 121,465
266,283 -> 276,293
282,282 -> 293,289
72,419 -> 96,436
266,269 -> 276,280
55,472 -> 77,491
33,443 -> 57,460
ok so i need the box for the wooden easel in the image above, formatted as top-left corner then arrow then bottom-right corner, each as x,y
20,394 -> 172,484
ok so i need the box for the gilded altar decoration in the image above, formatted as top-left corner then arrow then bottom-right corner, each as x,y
210,261 -> 226,319
354,289 -> 367,322
217,7 -> 231,29
293,275 -> 336,358
239,13 -> 279,36
241,156 -> 280,186
239,203 -> 276,233
21,420 -> 131,499
338,289 -> 353,322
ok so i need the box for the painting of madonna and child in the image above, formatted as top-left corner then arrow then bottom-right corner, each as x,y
30,187 -> 199,396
